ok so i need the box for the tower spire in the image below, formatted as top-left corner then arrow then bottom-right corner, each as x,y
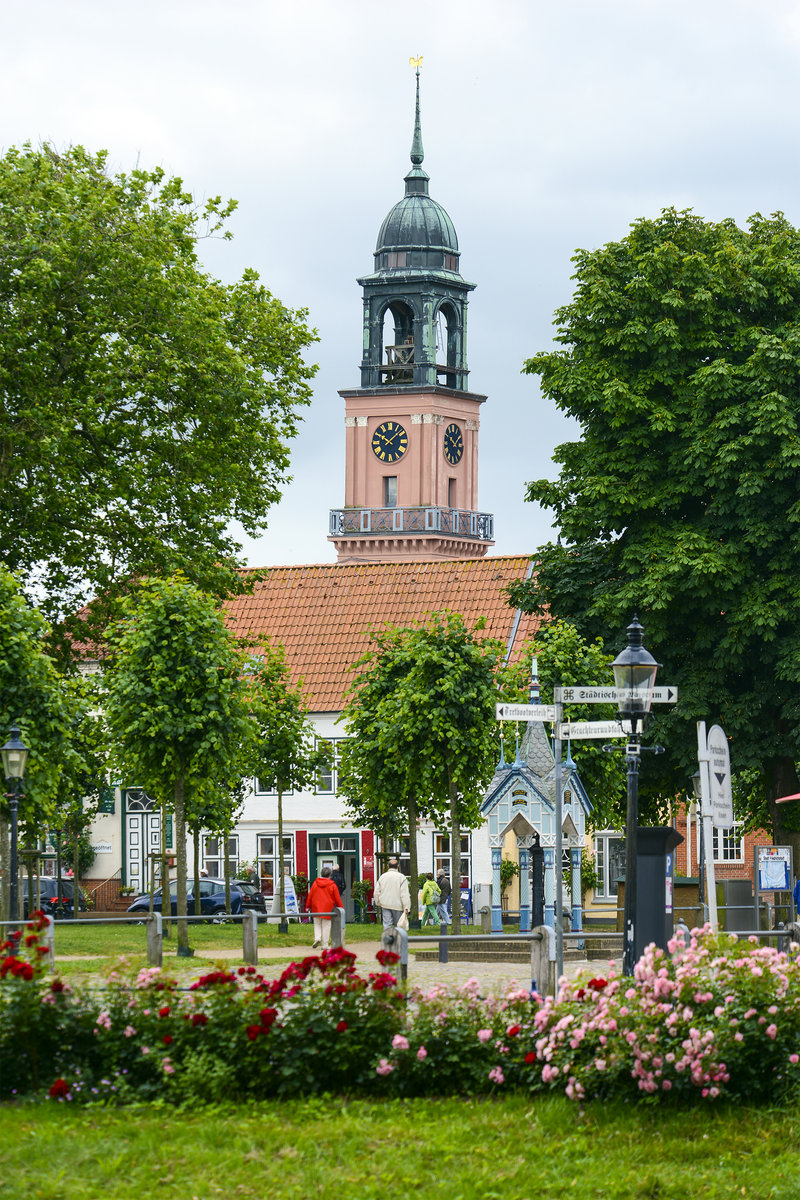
409,55 -> 424,166
406,56 -> 429,196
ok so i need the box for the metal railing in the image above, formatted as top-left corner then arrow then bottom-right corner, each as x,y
329,506 -> 494,542
0,908 -> 348,970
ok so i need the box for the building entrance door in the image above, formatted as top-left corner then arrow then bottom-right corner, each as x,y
124,789 -> 161,895
310,835 -> 358,921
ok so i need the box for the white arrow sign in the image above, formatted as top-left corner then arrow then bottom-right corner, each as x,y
554,685 -> 679,704
558,720 -> 632,740
706,724 -> 734,828
496,703 -> 559,723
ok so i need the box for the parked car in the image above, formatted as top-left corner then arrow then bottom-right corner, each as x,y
21,876 -> 88,918
234,880 -> 268,918
126,877 -> 243,920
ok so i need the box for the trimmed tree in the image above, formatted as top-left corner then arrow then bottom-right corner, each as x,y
105,575 -> 253,953
0,143 -> 317,652
0,567 -> 76,919
245,643 -> 320,924
510,207 -> 800,854
339,613 -> 502,933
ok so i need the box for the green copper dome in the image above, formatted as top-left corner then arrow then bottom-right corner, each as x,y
372,65 -> 460,271
375,193 -> 458,256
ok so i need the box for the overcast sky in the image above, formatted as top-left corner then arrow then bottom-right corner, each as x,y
4,0 -> 800,566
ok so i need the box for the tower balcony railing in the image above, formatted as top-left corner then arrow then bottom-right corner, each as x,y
329,505 -> 494,542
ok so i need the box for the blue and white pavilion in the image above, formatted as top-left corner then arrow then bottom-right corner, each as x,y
480,720 -> 592,933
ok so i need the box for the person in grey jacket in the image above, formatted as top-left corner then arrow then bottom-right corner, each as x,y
436,869 -> 452,925
373,859 -> 411,929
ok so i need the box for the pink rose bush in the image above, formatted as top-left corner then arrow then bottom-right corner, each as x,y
3,919 -> 800,1105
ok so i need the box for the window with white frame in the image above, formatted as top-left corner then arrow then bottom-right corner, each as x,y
257,833 -> 294,899
593,831 -> 625,899
203,834 -> 238,878
254,777 -> 293,796
384,836 -> 412,877
314,738 -> 344,794
712,823 -> 745,863
434,832 -> 472,889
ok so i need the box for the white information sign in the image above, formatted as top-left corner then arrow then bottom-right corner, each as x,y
706,724 -> 734,828
558,720 -> 631,740
91,841 -> 113,855
269,873 -> 299,920
554,686 -> 678,704
496,703 -> 559,722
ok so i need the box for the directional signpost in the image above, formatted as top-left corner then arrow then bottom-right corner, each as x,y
554,686 -> 679,704
557,720 -> 630,740
496,644 -> 680,979
496,703 -> 560,723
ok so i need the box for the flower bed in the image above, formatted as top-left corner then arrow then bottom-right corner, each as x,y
1,917 -> 799,1105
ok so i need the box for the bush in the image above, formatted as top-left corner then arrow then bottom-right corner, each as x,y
3,920 -> 800,1106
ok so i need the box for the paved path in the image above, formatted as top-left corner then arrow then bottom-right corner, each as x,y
201,940 -> 622,995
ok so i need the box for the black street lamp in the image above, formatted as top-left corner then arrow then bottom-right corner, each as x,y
612,617 -> 660,976
1,723 -> 29,925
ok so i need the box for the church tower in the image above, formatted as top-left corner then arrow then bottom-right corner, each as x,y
329,63 -> 494,561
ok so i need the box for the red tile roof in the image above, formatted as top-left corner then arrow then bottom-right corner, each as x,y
225,555 -> 539,711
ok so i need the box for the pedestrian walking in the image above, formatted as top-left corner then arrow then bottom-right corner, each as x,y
420,872 -> 440,926
306,866 -> 343,950
436,868 -> 451,925
373,858 -> 411,929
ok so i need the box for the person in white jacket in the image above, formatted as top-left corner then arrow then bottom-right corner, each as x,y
373,859 -> 411,929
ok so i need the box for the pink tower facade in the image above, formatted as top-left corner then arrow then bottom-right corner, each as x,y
328,67 -> 494,563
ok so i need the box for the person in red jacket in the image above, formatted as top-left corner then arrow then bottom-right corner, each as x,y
306,866 -> 344,950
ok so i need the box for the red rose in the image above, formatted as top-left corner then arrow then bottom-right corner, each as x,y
48,1078 -> 71,1099
162,1035 -> 173,1045
246,1025 -> 261,1041
259,1007 -> 278,1028
524,1052 -> 536,1065
507,1024 -> 521,1037
158,1006 -> 170,1018
191,1012 -> 208,1027
336,1020 -> 348,1032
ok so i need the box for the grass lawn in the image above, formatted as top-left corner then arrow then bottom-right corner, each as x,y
0,1095 -> 797,1199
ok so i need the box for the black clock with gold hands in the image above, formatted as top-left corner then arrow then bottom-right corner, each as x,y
371,421 -> 408,463
443,422 -> 464,465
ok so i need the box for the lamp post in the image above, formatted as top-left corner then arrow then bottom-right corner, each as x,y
612,617 -> 660,976
1,723 -> 29,925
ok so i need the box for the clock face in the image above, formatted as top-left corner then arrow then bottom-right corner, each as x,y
443,422 -> 464,465
372,420 -> 408,464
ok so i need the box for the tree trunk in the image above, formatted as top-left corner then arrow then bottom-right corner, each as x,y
766,756 -> 800,879
278,787 -> 285,919
407,791 -> 419,922
450,781 -> 462,935
193,826 -> 201,916
174,774 -> 189,953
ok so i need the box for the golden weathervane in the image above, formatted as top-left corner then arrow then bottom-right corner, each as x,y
409,55 -> 423,70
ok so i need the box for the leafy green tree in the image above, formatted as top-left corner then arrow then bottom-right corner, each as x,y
245,644 -> 320,922
0,143 -> 317,651
49,673 -> 109,917
510,207 -> 800,856
339,614 -> 502,933
0,567 -> 77,918
105,575 -> 253,952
